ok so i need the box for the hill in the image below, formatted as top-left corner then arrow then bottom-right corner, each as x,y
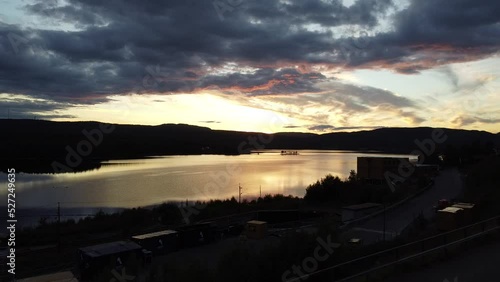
0,119 -> 498,173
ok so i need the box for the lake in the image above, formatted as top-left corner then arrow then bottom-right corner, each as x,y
0,150 -> 415,226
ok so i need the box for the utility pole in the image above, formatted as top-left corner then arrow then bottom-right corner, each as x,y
238,184 -> 243,213
57,202 -> 61,251
260,185 -> 262,198
238,183 -> 243,204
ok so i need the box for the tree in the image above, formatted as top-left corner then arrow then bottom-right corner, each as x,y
348,170 -> 358,183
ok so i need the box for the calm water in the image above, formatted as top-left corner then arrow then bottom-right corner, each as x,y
0,150 -> 415,212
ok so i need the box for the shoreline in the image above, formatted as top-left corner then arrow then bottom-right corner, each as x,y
1,149 -> 417,174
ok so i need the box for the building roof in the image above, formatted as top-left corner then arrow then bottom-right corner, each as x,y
440,207 -> 464,214
357,156 -> 410,160
247,220 -> 267,225
415,164 -> 439,167
132,230 -> 178,240
79,241 -> 141,258
176,222 -> 214,231
342,203 -> 382,211
452,203 -> 475,209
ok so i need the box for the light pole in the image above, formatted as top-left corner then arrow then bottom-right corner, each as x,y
57,202 -> 61,251
238,183 -> 243,204
238,184 -> 243,213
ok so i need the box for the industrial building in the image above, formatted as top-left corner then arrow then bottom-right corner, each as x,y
357,156 -> 412,183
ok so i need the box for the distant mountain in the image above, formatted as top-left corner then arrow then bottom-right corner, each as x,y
0,120 -> 498,173
315,127 -> 498,152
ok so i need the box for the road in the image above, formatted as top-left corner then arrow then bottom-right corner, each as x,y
342,168 -> 464,244
385,238 -> 500,282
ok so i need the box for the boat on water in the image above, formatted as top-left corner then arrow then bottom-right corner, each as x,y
280,150 -> 299,155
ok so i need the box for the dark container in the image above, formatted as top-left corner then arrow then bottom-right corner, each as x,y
176,222 -> 217,248
78,240 -> 142,281
131,230 -> 180,255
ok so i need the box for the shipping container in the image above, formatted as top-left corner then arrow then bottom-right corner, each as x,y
176,222 -> 217,248
437,207 -> 464,231
246,220 -> 267,239
451,203 -> 476,225
78,240 -> 142,280
131,230 -> 180,255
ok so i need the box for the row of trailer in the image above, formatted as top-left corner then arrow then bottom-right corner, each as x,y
78,220 -> 268,280
77,209 -> 320,280
78,222 -> 220,280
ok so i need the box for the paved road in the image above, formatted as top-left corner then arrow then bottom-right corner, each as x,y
385,239 -> 500,282
342,168 -> 464,244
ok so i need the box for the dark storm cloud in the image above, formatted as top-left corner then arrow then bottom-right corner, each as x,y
198,68 -> 327,95
271,0 -> 394,27
25,1 -> 107,28
0,23 -> 130,102
331,83 -> 416,108
262,81 -> 418,116
238,79 -> 426,129
308,124 -> 382,132
0,94 -> 76,119
452,115 -> 500,127
0,0 -> 498,109
364,0 -> 500,73
199,120 -> 221,124
2,0 -> 394,102
308,124 -> 336,132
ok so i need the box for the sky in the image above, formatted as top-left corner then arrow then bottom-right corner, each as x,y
0,0 -> 499,133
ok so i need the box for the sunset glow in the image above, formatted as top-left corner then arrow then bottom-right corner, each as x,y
0,0 -> 498,133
